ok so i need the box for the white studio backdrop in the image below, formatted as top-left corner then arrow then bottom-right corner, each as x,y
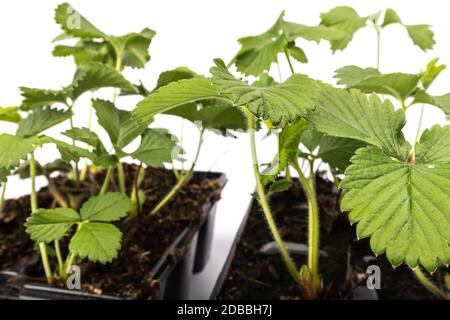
0,0 -> 449,298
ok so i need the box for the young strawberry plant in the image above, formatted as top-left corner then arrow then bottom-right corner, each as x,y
25,192 -> 131,281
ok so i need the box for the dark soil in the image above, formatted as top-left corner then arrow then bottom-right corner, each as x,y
0,164 -> 224,299
217,174 -> 447,300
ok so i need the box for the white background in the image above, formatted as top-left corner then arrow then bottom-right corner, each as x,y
0,0 -> 449,299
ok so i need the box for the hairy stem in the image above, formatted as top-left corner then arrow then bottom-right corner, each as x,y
68,113 -> 80,188
243,107 -> 301,285
100,167 -> 114,195
117,162 -> 126,194
31,152 -> 53,285
291,157 -> 320,295
151,130 -> 204,215
61,251 -> 76,281
54,240 -> 64,275
413,268 -> 448,299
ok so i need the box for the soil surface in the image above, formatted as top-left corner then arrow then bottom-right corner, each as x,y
0,164 -> 224,299
217,174 -> 447,300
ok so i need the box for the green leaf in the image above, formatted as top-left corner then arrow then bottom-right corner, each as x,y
63,127 -> 106,152
421,58 -> 446,90
133,77 -> 222,123
382,8 -> 402,27
320,6 -> 368,52
232,11 -> 345,76
20,87 -> 68,110
165,102 -> 247,134
16,159 -> 72,179
349,73 -> 421,102
80,192 -> 131,222
109,28 -> 156,69
40,136 -> 94,163
69,63 -> 135,100
308,88 -> 409,159
25,208 -> 79,243
53,41 -> 115,67
262,120 -> 309,184
410,90 -> 450,118
405,25 -> 435,51
269,179 -> 293,194
0,107 -> 21,123
155,67 -> 197,90
69,222 -> 122,264
334,65 -> 380,87
0,167 -> 10,183
301,128 -> 365,173
211,59 -> 322,127
341,125 -> 450,272
55,3 -> 106,39
0,134 -> 36,168
93,99 -> 150,149
285,42 -> 307,63
17,107 -> 72,138
131,128 -> 179,167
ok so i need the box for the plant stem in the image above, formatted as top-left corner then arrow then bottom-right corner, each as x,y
291,157 -> 320,295
0,181 -> 6,212
47,177 -> 69,208
100,166 -> 113,195
413,105 -> 425,147
130,162 -> 143,218
375,26 -> 381,71
31,152 -> 53,285
243,107 -> 301,285
413,268 -> 448,299
284,48 -> 295,74
151,130 -> 205,215
117,162 -> 126,194
68,112 -> 80,188
61,251 -> 76,280
54,240 -> 64,275
80,93 -> 95,181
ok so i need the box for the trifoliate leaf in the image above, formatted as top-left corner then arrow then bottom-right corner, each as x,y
232,11 -> 345,76
92,99 -> 150,149
301,128 -> 365,173
25,208 -> 79,243
334,65 -> 380,87
131,128 -> 179,167
69,63 -> 135,100
405,25 -> 435,51
341,125 -> 450,272
0,134 -> 37,168
0,107 -> 21,123
211,59 -> 322,127
41,136 -> 94,163
63,127 -> 106,152
382,8 -> 402,27
308,88 -> 409,159
80,192 -> 131,222
69,222 -> 122,264
17,107 -> 72,138
55,3 -> 106,39
20,87 -> 68,110
320,6 -> 368,52
133,78 -> 223,123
